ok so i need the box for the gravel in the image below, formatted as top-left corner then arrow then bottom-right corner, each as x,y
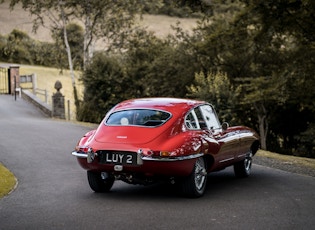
254,155 -> 315,177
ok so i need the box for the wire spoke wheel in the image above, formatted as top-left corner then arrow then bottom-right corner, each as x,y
244,152 -> 253,172
234,151 -> 253,178
194,158 -> 207,190
181,157 -> 207,197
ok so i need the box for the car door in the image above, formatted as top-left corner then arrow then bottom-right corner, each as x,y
199,105 -> 240,166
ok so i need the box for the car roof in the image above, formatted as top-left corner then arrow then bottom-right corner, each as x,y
112,98 -> 206,115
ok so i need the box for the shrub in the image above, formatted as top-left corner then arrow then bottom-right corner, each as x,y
77,53 -> 134,123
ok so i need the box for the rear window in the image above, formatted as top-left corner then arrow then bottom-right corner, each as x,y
105,109 -> 171,127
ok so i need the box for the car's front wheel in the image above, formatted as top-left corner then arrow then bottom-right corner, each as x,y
180,157 -> 207,198
87,171 -> 115,192
234,152 -> 253,177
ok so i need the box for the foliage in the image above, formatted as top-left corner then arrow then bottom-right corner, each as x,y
78,28 -> 199,122
64,0 -> 159,69
8,0 -> 161,119
181,0 -> 315,155
8,0 -> 161,70
154,0 -> 212,17
123,28 -> 198,98
0,29 -> 81,68
33,41 -> 58,67
236,76 -> 288,150
1,29 -> 33,64
0,34 -> 6,60
187,71 -> 239,124
0,29 -> 55,66
51,23 -> 84,71
77,53 -> 134,123
235,0 -> 315,156
296,122 -> 315,158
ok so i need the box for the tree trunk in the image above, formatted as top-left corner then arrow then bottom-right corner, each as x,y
83,0 -> 94,71
59,1 -> 75,88
83,15 -> 93,71
59,0 -> 79,114
254,102 -> 268,150
258,114 -> 267,150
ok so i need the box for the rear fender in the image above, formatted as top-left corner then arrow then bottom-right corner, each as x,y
77,130 -> 96,146
251,140 -> 260,156
156,131 -> 206,157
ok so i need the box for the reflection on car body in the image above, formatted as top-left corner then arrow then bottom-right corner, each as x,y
72,97 -> 260,197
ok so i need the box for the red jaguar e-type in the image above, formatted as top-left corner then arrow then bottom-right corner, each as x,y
72,98 -> 259,197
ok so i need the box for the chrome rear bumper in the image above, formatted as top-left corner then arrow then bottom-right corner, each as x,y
72,151 -> 203,162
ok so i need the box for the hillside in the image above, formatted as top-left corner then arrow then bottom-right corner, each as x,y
0,1 -> 197,44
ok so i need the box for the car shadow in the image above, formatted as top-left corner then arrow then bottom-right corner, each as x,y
86,166 -> 270,201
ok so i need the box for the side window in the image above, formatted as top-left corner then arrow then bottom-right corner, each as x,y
185,111 -> 199,129
194,107 -> 207,129
199,105 -> 220,130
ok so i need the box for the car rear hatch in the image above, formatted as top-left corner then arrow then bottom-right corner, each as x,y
94,125 -> 169,145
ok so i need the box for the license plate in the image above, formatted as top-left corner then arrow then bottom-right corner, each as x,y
99,151 -> 137,165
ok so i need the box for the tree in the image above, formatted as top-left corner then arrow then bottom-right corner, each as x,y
186,0 -> 315,155
8,0 -> 158,69
8,0 -> 80,110
77,53 -> 135,123
8,0 -> 159,117
123,28 -> 198,98
4,29 -> 33,64
162,0 -> 212,15
237,76 -> 287,150
187,71 -> 239,123
67,0 -> 160,70
182,0 -> 293,150
237,0 -> 315,155
52,23 -> 84,71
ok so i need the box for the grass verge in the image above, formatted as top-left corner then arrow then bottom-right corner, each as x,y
257,150 -> 315,170
0,163 -> 17,199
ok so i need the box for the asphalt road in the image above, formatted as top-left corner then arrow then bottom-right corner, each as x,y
0,95 -> 314,230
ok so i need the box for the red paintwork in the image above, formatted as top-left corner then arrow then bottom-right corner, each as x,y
73,98 -> 259,178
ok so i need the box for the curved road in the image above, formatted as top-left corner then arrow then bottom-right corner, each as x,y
0,95 -> 314,230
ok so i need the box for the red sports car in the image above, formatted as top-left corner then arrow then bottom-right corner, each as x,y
72,98 -> 259,197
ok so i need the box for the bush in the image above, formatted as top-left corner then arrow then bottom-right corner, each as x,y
4,29 -> 33,64
123,29 -> 198,98
77,53 -> 134,123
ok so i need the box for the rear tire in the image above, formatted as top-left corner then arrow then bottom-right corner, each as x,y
181,157 -> 207,198
87,171 -> 114,192
234,152 -> 253,178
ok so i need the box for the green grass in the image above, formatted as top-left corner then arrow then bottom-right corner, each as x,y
0,163 -> 17,198
19,65 -> 84,121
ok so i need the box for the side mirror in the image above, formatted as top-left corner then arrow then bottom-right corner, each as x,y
222,122 -> 229,131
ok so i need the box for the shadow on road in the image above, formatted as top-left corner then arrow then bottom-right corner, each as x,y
79,165 -> 272,201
